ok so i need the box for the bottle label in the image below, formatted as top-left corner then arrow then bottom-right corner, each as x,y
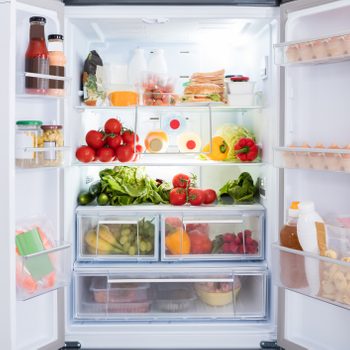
49,66 -> 65,89
16,132 -> 35,159
44,141 -> 56,160
25,57 -> 49,90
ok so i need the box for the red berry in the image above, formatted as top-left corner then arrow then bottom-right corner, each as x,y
234,237 -> 241,245
223,243 -> 231,253
223,233 -> 235,243
244,229 -> 252,237
229,242 -> 239,253
245,237 -> 253,245
238,245 -> 245,254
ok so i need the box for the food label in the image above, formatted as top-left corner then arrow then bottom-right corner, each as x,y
16,132 -> 35,159
44,141 -> 56,160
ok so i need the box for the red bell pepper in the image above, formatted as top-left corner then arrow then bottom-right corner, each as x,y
234,138 -> 258,162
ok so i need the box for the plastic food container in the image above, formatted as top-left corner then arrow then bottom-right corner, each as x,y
107,301 -> 151,313
227,81 -> 255,94
90,277 -> 150,303
38,125 -> 64,166
227,94 -> 255,107
109,91 -> 138,106
15,120 -> 42,168
143,92 -> 178,106
154,284 -> 196,312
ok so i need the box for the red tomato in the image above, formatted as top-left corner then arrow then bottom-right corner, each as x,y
104,118 -> 122,134
75,146 -> 95,163
106,134 -> 122,149
172,173 -> 190,189
122,130 -> 139,145
188,188 -> 204,206
169,188 -> 187,206
96,147 -> 115,162
85,130 -> 105,150
136,144 -> 143,153
203,189 -> 217,204
116,144 -> 135,162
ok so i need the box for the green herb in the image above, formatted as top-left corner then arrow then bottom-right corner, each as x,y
218,172 -> 259,204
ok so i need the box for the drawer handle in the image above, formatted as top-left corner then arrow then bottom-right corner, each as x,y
98,220 -> 139,225
107,278 -> 233,284
183,219 -> 243,225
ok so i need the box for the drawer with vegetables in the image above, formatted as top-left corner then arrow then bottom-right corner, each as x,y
76,209 -> 158,261
73,268 -> 268,321
161,211 -> 264,261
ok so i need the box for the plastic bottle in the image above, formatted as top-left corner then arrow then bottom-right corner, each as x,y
297,201 -> 325,295
148,49 -> 168,76
128,48 -> 147,87
25,16 -> 49,94
47,34 -> 66,96
297,201 -> 324,253
280,201 -> 308,289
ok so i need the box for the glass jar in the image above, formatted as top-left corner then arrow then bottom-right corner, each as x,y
38,125 -> 64,166
16,120 -> 43,168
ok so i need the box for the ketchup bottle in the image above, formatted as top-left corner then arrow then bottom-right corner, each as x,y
25,16 -> 49,94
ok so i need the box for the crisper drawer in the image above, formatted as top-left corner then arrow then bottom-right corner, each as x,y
76,209 -> 158,262
73,268 -> 268,321
161,211 -> 264,261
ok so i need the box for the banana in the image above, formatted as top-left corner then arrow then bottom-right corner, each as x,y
84,229 -> 114,254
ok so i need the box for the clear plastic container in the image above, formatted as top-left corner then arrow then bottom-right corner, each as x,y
15,120 -> 42,168
38,124 -> 64,167
154,284 -> 196,312
90,277 -> 151,303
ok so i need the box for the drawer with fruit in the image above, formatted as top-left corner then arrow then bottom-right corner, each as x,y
161,212 -> 264,261
77,212 -> 158,261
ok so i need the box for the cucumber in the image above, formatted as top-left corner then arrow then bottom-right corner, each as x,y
89,181 -> 102,197
78,192 -> 95,205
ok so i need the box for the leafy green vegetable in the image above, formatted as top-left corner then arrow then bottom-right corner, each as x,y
98,166 -> 171,206
209,94 -> 221,102
216,124 -> 255,160
218,172 -> 259,204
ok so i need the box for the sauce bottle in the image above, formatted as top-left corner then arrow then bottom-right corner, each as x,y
25,16 -> 49,95
48,34 -> 66,96
280,201 -> 308,289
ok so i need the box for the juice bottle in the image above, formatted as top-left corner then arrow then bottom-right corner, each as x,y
25,16 -> 49,94
280,201 -> 308,289
47,34 -> 66,96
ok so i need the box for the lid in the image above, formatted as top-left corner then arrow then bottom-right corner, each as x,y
299,201 -> 315,213
29,16 -> 46,23
230,76 -> 249,82
16,120 -> 42,126
41,125 -> 63,130
288,201 -> 300,218
48,34 -> 64,41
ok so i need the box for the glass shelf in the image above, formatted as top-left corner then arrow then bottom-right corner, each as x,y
274,31 -> 350,67
274,146 -> 350,173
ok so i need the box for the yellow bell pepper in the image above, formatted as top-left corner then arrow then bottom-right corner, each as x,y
202,136 -> 229,161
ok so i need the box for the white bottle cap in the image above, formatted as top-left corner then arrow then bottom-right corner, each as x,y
288,208 -> 299,218
299,201 -> 315,213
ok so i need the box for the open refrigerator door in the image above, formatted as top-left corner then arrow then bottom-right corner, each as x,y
274,0 -> 350,349
2,0 -> 70,349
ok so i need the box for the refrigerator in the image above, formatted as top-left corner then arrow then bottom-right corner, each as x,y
1,0 -> 350,349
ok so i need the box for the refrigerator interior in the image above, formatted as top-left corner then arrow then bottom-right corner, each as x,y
14,3 -> 280,350
279,1 -> 350,349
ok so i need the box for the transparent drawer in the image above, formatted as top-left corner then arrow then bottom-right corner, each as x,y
161,211 -> 264,261
272,223 -> 350,310
274,146 -> 350,173
16,241 -> 71,301
76,210 -> 158,262
274,32 -> 350,66
73,268 -> 268,321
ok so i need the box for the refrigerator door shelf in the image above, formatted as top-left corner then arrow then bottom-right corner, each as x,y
272,242 -> 350,311
73,269 -> 268,322
274,146 -> 350,173
161,211 -> 264,261
77,212 -> 159,262
274,31 -> 350,66
16,241 -> 71,301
